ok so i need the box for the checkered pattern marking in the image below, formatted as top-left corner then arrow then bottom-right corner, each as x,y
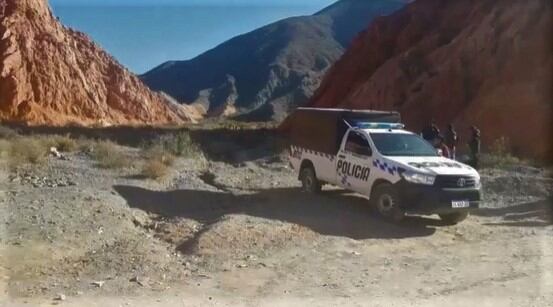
340,175 -> 351,187
290,146 -> 335,161
373,159 -> 397,176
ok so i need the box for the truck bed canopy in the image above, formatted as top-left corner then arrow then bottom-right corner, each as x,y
286,108 -> 401,155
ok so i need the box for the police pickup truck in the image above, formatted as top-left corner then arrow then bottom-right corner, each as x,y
286,108 -> 481,224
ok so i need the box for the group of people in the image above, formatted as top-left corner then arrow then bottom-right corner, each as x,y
421,120 -> 481,168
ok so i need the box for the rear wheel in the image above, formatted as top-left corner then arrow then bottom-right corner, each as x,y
372,183 -> 405,222
300,166 -> 321,193
439,212 -> 469,224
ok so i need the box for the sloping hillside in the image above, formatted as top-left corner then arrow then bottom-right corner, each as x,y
142,0 -> 405,121
0,0 -> 201,126
309,0 -> 552,159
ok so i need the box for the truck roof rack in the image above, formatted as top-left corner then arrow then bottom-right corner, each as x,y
283,107 -> 402,155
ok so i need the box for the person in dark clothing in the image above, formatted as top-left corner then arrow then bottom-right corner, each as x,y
434,135 -> 451,159
468,126 -> 481,169
444,124 -> 458,160
422,119 -> 440,142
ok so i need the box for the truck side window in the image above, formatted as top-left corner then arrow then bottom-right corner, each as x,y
345,131 -> 372,156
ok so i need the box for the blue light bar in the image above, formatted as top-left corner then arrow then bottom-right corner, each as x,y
354,122 -> 405,129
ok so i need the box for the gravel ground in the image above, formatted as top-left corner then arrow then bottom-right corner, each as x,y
0,145 -> 552,306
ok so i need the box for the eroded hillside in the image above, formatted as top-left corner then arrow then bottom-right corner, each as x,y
0,0 -> 202,126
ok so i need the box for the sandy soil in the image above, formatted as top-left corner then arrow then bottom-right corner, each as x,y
1,145 -> 552,306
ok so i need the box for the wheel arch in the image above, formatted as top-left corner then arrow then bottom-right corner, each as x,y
370,179 -> 393,198
299,159 -> 315,180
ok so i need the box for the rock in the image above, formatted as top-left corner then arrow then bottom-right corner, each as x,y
91,281 -> 105,288
50,147 -> 62,158
130,276 -> 149,287
54,293 -> 66,301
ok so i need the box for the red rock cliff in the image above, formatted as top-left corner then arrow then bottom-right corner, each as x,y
0,0 -> 201,126
309,0 -> 552,159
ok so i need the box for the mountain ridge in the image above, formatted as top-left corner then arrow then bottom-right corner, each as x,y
142,0 -> 405,121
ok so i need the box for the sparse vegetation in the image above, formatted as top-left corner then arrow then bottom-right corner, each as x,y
147,131 -> 203,159
481,137 -> 521,168
141,158 -> 170,179
0,125 -> 18,139
140,143 -> 176,179
144,144 -> 176,165
91,140 -> 130,169
0,139 -> 11,159
41,134 -> 79,152
8,137 -> 48,168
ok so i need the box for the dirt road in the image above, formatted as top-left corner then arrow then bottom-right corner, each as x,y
1,145 -> 552,306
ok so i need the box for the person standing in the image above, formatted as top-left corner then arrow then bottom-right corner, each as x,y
468,126 -> 481,169
434,135 -> 451,159
422,119 -> 440,142
444,124 -> 458,160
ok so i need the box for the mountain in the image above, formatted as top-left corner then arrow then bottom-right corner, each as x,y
142,0 -> 406,121
0,0 -> 201,126
309,0 -> 552,159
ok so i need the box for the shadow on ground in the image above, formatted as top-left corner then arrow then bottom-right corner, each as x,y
114,185 -> 442,242
475,198 -> 553,227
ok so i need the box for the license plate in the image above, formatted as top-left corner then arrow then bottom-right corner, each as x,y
452,200 -> 470,208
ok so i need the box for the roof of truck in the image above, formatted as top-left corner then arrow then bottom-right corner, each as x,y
362,128 -> 414,135
295,107 -> 400,116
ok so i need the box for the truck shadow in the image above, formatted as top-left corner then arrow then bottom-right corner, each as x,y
474,198 -> 552,227
114,185 -> 440,241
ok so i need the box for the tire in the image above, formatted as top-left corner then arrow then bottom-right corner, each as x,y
371,183 -> 405,222
439,212 -> 469,224
300,166 -> 321,193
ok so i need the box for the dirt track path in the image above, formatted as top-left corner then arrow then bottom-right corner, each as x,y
1,151 -> 552,306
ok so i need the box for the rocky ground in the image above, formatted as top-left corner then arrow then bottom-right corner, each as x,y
0,136 -> 552,306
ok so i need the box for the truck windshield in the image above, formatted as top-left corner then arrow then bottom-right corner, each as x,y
370,133 -> 438,157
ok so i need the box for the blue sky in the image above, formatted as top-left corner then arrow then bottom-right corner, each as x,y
51,1 -> 335,72
50,0 -> 335,6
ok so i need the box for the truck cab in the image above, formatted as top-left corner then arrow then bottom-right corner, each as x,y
287,108 -> 481,224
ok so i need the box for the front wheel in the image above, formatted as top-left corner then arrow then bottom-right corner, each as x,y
300,166 -> 321,193
371,183 -> 405,223
439,212 -> 469,224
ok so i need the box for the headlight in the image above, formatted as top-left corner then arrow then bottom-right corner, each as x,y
402,171 -> 436,185
474,177 -> 482,189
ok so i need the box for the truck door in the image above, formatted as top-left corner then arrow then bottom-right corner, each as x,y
336,130 -> 373,195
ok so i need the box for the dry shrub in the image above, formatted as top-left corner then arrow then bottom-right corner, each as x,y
91,140 -> 130,169
144,144 -> 175,166
0,125 -> 18,139
482,137 -> 521,168
141,159 -> 169,179
141,144 -> 175,179
0,139 -> 11,159
8,137 -> 47,167
149,131 -> 203,159
77,137 -> 97,153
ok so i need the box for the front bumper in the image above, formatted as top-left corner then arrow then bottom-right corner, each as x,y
394,180 -> 481,215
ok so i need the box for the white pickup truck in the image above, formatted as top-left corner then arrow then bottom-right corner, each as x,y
287,108 -> 481,224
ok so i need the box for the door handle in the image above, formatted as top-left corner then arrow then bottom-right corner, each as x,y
338,154 -> 346,159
